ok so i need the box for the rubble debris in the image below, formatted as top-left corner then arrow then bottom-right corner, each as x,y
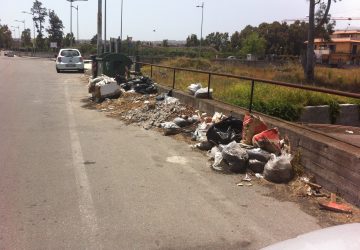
252,128 -> 281,154
241,113 -> 268,145
263,151 -> 294,183
206,116 -> 243,145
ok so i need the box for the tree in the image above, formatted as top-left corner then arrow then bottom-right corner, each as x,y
0,24 -> 13,48
31,0 -> 47,49
240,32 -> 266,58
46,10 -> 64,48
63,33 -> 75,47
185,34 -> 199,47
205,32 -> 229,51
162,39 -> 169,47
90,34 -> 97,45
305,0 -> 338,83
288,21 -> 308,55
230,31 -> 241,50
21,28 -> 32,47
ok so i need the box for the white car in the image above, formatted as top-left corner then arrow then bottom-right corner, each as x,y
56,48 -> 84,73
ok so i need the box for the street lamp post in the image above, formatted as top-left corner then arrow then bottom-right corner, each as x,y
66,0 -> 88,46
71,5 -> 79,41
196,2 -> 204,57
22,10 -> 36,51
15,20 -> 25,46
97,0 -> 103,55
11,26 -> 20,39
104,0 -> 107,52
15,19 -> 25,30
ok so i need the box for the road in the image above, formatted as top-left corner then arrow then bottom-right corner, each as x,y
0,54 -> 321,250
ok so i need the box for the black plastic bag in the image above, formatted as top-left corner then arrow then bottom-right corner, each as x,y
206,116 -> 243,145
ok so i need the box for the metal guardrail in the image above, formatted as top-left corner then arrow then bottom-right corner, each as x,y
137,62 -> 360,113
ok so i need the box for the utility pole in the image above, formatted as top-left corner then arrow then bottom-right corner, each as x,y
119,0 -> 123,53
104,0 -> 107,52
97,0 -> 103,55
196,2 -> 204,57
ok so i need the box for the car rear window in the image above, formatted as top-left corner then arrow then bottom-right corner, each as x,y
60,50 -> 80,57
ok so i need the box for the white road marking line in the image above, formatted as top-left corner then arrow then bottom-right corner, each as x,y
64,84 -> 100,249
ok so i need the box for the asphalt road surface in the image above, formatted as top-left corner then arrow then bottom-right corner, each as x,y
0,54 -> 321,250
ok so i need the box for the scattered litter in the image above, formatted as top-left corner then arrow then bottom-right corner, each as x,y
237,182 -> 253,187
212,112 -> 226,123
263,151 -> 294,183
319,194 -> 352,214
345,130 -> 354,134
255,173 -> 264,179
242,174 -> 252,182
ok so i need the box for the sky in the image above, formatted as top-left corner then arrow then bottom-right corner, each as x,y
1,0 -> 360,41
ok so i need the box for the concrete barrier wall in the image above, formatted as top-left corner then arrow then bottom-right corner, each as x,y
299,104 -> 360,126
157,85 -> 360,206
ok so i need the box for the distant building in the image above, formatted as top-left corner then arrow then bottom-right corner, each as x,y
314,30 -> 360,66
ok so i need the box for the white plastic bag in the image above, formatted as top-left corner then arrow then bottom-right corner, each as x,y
187,83 -> 202,95
194,87 -> 213,99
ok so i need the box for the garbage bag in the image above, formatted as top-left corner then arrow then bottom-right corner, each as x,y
164,96 -> 179,105
221,141 -> 249,173
195,141 -> 214,151
246,148 -> 271,162
188,83 -> 202,95
252,128 -> 281,154
173,117 -> 191,127
241,113 -> 268,145
206,116 -> 243,145
263,152 -> 294,183
192,122 -> 211,142
212,151 -> 229,172
249,159 -> 266,173
194,87 -> 213,99
160,122 -> 179,129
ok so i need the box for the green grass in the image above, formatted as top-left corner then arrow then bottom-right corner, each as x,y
141,58 -> 360,121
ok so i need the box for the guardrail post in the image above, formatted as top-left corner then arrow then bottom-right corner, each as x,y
150,65 -> 153,78
172,68 -> 176,89
207,73 -> 212,99
249,80 -> 255,113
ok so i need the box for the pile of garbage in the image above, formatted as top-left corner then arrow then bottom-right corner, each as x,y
89,75 -> 294,184
88,75 -> 158,102
118,76 -> 157,95
191,112 -> 294,183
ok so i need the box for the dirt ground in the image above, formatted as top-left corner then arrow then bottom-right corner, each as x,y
80,75 -> 360,227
